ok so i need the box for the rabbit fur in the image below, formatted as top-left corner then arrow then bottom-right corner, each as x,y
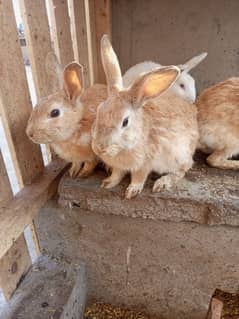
196,77 -> 239,169
26,53 -> 107,177
91,35 -> 199,199
123,52 -> 207,103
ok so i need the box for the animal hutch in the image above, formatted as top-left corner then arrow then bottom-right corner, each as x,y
0,0 -> 239,318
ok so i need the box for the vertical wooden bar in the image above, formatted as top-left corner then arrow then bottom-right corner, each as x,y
0,150 -> 32,301
48,0 -> 74,66
0,0 -> 44,186
69,0 -> 92,87
0,0 -> 43,269
0,151 -> 12,205
88,0 -> 112,84
19,0 -> 55,98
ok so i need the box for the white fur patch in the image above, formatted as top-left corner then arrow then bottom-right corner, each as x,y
79,133 -> 91,145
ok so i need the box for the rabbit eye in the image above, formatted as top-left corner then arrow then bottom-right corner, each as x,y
122,117 -> 129,128
180,83 -> 185,89
50,109 -> 60,118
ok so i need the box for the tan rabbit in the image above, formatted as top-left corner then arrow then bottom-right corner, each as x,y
91,35 -> 199,199
196,78 -> 239,169
26,54 -> 107,177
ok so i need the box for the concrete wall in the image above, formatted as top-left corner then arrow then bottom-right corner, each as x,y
36,201 -> 239,319
112,0 -> 239,92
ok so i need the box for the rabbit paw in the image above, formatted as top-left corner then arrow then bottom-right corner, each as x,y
101,176 -> 120,189
69,163 -> 82,178
78,161 -> 97,178
152,175 -> 174,192
125,183 -> 144,199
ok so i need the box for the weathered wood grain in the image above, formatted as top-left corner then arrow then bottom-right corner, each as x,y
19,0 -> 54,98
48,0 -> 75,66
89,0 -> 112,83
0,0 -> 44,186
0,159 -> 68,260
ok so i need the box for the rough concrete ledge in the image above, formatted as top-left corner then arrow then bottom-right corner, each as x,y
0,256 -> 87,319
58,154 -> 239,227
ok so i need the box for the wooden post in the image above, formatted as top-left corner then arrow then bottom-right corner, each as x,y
88,0 -> 112,84
69,0 -> 92,87
48,0 -> 75,66
19,0 -> 55,98
0,0 -> 45,280
0,0 -> 44,186
0,150 -> 32,301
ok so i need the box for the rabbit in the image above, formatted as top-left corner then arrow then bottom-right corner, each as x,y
91,35 -> 199,199
196,77 -> 239,169
26,53 -> 107,178
122,52 -> 207,103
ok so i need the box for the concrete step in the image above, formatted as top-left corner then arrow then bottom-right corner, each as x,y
58,153 -> 239,226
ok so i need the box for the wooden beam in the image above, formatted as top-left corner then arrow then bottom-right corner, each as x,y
19,0 -> 55,98
48,0 -> 75,66
0,159 -> 68,260
88,0 -> 112,84
0,0 -> 44,186
69,0 -> 92,87
0,234 -> 31,301
0,150 -> 32,301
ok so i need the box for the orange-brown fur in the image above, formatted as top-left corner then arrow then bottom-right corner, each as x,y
27,83 -> 107,177
92,35 -> 199,198
196,78 -> 239,169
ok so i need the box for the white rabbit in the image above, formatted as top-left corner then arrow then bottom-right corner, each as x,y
123,52 -> 207,103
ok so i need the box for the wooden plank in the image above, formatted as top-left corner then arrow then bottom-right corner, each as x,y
0,151 -> 32,301
19,0 -> 55,98
0,234 -> 31,301
69,0 -> 92,87
3,256 -> 87,319
0,0 -> 44,187
111,0 -> 133,73
0,150 -> 12,205
48,0 -> 74,66
88,0 -> 112,83
0,159 -> 68,260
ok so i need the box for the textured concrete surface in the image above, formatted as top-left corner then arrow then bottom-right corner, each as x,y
35,200 -> 239,319
0,255 -> 87,319
58,154 -> 239,227
112,0 -> 239,92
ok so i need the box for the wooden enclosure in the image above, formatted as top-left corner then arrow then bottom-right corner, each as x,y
0,0 -> 111,302
1,0 -> 239,316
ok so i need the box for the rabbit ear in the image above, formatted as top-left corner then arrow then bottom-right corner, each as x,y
101,34 -> 123,92
129,66 -> 180,106
180,52 -> 208,72
45,51 -> 63,92
63,62 -> 84,101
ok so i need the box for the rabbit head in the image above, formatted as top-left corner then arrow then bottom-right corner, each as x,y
176,52 -> 207,102
122,52 -> 207,103
26,53 -> 85,144
92,35 -> 180,163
